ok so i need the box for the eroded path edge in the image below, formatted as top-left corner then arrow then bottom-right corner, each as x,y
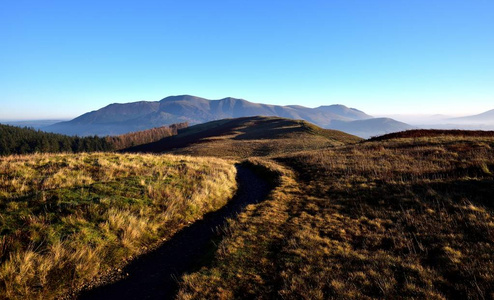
78,164 -> 271,300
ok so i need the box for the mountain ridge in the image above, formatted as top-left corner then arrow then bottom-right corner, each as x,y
44,95 -> 410,137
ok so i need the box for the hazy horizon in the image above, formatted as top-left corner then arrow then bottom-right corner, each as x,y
1,1 -> 493,120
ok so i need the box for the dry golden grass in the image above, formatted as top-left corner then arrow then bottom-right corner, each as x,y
129,116 -> 362,159
178,158 -> 300,299
177,135 -> 494,299
170,133 -> 341,158
0,152 -> 236,299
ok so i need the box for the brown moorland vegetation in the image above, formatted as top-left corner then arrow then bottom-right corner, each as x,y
369,129 -> 494,141
0,153 -> 236,299
177,133 -> 494,299
3,118 -> 493,299
124,116 -> 362,158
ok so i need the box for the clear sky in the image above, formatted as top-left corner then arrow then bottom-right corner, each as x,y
1,0 -> 493,120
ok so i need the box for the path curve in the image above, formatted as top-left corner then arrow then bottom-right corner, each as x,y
78,165 -> 271,300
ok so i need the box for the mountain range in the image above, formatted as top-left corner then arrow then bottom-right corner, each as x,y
44,95 -> 414,138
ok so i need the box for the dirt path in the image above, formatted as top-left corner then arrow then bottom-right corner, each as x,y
78,165 -> 271,300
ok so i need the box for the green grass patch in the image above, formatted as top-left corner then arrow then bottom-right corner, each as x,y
0,152 -> 237,299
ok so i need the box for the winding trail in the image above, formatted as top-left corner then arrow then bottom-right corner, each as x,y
78,165 -> 271,300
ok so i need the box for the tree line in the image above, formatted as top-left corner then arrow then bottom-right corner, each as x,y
0,122 -> 188,156
106,123 -> 188,150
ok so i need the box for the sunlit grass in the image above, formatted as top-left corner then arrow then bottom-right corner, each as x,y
140,116 -> 362,159
0,152 -> 236,299
178,135 -> 494,299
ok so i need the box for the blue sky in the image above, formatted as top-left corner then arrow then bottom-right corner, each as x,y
1,0 -> 493,120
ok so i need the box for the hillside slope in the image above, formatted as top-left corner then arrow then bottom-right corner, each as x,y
124,116 -> 362,158
369,129 -> 494,141
177,132 -> 494,299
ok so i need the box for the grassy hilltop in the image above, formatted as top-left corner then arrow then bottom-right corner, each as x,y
125,116 -> 362,158
0,152 -> 236,299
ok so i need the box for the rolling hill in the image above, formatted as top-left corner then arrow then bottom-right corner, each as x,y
44,95 -> 411,138
124,116 -> 362,158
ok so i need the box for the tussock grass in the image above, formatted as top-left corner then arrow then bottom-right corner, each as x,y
177,135 -> 494,299
0,153 -> 236,299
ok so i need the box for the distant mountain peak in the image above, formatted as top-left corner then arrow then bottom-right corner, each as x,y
317,104 -> 366,112
44,95 -> 409,137
160,95 -> 207,102
449,108 -> 494,123
220,96 -> 240,101
318,104 -> 347,108
473,109 -> 494,117
315,104 -> 372,120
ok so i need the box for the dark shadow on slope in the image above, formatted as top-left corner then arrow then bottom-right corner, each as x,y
122,118 -> 246,153
78,165 -> 272,300
122,116 -> 361,154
